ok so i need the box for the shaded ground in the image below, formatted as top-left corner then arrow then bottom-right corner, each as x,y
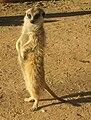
0,0 -> 91,120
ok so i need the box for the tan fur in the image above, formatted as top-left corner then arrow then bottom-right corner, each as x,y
16,7 -> 66,111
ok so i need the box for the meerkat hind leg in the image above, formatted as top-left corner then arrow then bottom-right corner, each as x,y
26,88 -> 39,111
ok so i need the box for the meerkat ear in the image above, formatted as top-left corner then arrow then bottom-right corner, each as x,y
39,8 -> 45,18
42,11 -> 45,18
25,9 -> 28,14
25,10 -> 28,16
40,9 -> 45,18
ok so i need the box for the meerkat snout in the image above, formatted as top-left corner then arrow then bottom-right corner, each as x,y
25,7 -> 45,24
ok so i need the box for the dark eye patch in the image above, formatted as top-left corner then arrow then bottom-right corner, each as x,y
27,14 -> 31,18
34,13 -> 40,19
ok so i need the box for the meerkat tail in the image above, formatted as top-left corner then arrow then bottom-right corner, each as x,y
44,83 -> 66,102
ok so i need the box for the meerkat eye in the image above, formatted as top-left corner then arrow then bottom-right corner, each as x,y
34,13 -> 40,19
27,14 -> 31,19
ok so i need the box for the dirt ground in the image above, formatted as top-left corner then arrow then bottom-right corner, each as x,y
0,0 -> 91,120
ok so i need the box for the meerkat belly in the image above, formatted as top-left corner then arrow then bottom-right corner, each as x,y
24,51 -> 44,92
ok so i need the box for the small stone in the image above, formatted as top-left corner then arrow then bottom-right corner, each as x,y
41,109 -> 46,113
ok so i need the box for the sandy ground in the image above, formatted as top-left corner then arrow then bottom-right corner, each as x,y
0,0 -> 91,120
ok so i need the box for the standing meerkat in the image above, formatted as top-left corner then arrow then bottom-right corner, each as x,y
16,7 -> 66,111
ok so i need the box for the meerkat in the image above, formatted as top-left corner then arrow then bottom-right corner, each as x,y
16,7 -> 66,111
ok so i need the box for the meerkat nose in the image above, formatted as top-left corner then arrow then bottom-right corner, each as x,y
30,20 -> 34,24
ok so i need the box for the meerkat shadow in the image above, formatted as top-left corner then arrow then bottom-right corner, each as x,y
38,91 -> 91,110
0,15 -> 24,26
1,10 -> 91,26
46,11 -> 91,18
0,15 -> 59,26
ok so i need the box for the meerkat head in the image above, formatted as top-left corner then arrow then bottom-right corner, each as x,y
24,7 -> 45,27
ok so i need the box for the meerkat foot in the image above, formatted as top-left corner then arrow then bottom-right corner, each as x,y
24,97 -> 34,102
31,106 -> 38,111
31,99 -> 39,111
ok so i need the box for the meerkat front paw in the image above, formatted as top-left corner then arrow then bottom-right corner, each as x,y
21,50 -> 25,59
21,48 -> 34,59
21,49 -> 28,60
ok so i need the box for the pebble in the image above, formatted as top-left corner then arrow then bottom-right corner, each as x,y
41,109 -> 46,113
